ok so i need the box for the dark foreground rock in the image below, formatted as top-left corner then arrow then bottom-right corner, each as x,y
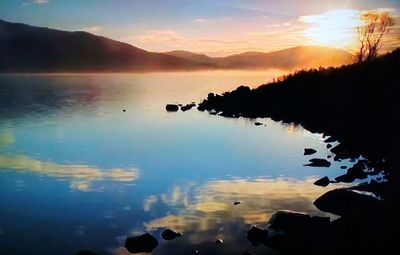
313,188 -> 381,216
304,158 -> 331,167
246,226 -> 268,246
165,104 -> 179,112
304,148 -> 317,155
314,176 -> 330,187
262,210 -> 331,253
125,233 -> 158,253
161,229 -> 182,240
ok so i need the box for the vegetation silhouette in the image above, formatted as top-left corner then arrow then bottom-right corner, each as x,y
198,49 -> 400,254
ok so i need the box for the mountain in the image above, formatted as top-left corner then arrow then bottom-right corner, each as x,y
0,19 -> 211,72
0,19 -> 352,72
215,46 -> 353,69
165,50 -> 215,65
167,46 -> 352,70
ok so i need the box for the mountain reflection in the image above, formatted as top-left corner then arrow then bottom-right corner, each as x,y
115,178 -> 342,255
0,154 -> 139,191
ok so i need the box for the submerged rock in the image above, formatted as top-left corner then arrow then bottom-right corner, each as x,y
246,226 -> 268,246
314,176 -> 330,187
304,148 -> 317,155
165,104 -> 179,112
313,188 -> 381,216
304,158 -> 331,167
161,229 -> 182,240
125,233 -> 158,253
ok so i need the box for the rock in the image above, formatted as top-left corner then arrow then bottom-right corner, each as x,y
314,176 -> 330,187
340,165 -> 347,169
246,226 -> 268,246
304,148 -> 317,155
165,104 -> 179,112
267,210 -> 330,231
192,249 -> 199,254
215,239 -> 223,245
122,109 -> 126,112
335,173 -> 356,183
327,155 -> 332,159
161,229 -> 182,240
209,110 -> 218,115
76,251 -> 98,255
125,233 -> 158,253
304,158 -> 331,167
326,143 -> 332,149
264,210 -> 331,251
233,201 -> 241,205
254,122 -> 263,126
313,188 -> 381,216
181,104 -> 195,112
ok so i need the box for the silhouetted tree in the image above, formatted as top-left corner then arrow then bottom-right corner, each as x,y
356,12 -> 394,62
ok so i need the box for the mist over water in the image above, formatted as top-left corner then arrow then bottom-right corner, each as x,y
0,72 -> 349,255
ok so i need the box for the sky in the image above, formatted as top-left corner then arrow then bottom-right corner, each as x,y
0,0 -> 399,56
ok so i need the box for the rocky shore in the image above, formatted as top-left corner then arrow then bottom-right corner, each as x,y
196,49 -> 400,254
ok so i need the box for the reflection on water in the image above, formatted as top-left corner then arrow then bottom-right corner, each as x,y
115,178 -> 341,255
0,73 -> 347,255
0,154 -> 139,191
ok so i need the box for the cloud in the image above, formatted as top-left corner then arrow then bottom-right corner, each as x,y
194,18 -> 208,23
82,26 -> 102,33
132,30 -> 249,51
34,0 -> 49,4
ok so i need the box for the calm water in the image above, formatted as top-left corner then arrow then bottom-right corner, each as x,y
0,72 -> 349,255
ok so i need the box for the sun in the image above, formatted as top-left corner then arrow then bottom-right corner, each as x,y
301,9 -> 364,50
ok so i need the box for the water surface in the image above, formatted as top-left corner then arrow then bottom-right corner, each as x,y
0,72 -> 348,255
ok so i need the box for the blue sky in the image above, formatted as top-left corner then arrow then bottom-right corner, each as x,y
1,0 -> 399,56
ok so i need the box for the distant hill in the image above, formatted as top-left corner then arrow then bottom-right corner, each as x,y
166,47 -> 353,70
165,50 -> 215,65
1,19 -> 352,72
0,19 -> 210,72
216,46 -> 353,69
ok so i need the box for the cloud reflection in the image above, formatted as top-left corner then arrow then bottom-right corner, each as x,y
0,154 -> 139,191
121,178 -> 342,255
145,178 -> 341,236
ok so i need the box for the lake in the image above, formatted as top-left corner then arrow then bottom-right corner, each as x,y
0,72 -> 350,255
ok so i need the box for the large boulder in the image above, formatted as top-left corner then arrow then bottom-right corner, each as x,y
246,226 -> 268,246
125,233 -> 158,253
313,188 -> 381,216
264,210 -> 331,252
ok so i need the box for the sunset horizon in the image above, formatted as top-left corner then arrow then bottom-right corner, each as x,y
1,0 -> 399,57
1,1 -> 400,255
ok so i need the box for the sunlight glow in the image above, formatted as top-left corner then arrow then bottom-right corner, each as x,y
300,9 -> 364,49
